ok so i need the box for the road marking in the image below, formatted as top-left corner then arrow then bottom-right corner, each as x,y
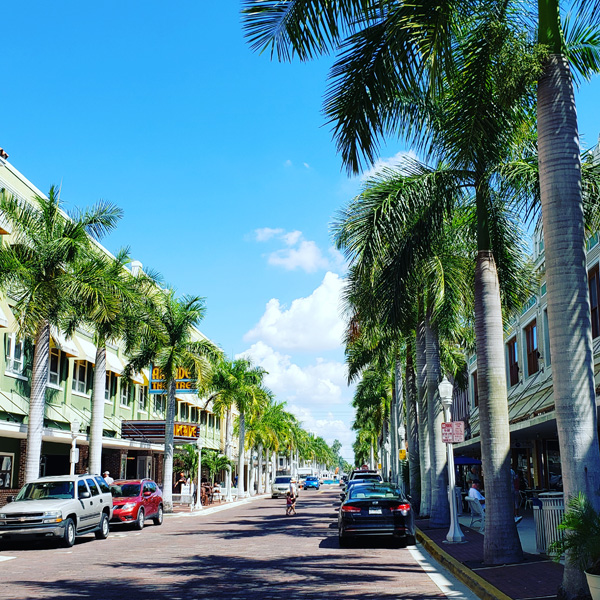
0,556 -> 16,562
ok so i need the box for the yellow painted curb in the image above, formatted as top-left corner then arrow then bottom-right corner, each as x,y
416,528 -> 513,600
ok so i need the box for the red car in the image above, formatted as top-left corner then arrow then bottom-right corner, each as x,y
110,479 -> 164,530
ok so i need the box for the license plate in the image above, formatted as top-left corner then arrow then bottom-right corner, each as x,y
369,508 -> 382,515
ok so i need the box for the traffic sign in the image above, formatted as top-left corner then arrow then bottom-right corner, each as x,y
441,421 -> 465,443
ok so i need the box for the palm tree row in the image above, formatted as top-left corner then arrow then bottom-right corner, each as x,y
243,0 -> 600,592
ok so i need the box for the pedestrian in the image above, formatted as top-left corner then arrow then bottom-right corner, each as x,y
468,479 -> 485,510
511,467 -> 523,524
285,491 -> 296,516
174,472 -> 187,494
103,471 -> 114,485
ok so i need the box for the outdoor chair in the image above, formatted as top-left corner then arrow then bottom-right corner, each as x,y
465,496 -> 485,531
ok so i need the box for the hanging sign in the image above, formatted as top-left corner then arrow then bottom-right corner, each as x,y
149,365 -> 197,394
442,421 -> 465,444
398,449 -> 407,460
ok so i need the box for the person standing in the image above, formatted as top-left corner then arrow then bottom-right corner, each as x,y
103,471 -> 114,485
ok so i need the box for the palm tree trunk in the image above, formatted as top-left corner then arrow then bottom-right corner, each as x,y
237,411 -> 246,497
224,408 -> 233,502
406,344 -> 421,514
25,320 -> 51,482
249,447 -> 256,496
416,318 -> 431,517
426,311 -> 450,528
390,375 -> 399,485
475,249 -> 523,564
88,345 -> 107,476
537,39 -> 600,594
395,359 -> 405,489
257,443 -> 264,494
163,380 -> 177,512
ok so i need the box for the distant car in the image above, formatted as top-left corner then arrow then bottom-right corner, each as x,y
349,469 -> 381,481
110,479 -> 163,530
304,476 -> 320,490
271,476 -> 294,498
0,474 -> 112,548
338,482 -> 415,547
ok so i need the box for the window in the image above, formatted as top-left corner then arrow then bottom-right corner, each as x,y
85,478 -> 100,496
525,320 -> 539,376
471,371 -> 479,408
77,480 -> 88,499
5,333 -> 24,375
200,411 -> 207,425
121,382 -> 132,407
48,348 -> 61,386
190,407 -> 198,422
153,394 -> 165,415
590,264 -> 600,339
180,402 -> 189,420
105,372 -> 116,402
507,337 -> 519,387
0,454 -> 13,489
72,360 -> 88,394
139,386 -> 148,412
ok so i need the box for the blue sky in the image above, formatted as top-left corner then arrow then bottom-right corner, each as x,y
3,2 -> 600,460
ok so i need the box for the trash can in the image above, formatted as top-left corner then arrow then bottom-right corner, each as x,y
533,499 -> 546,554
539,492 -> 564,555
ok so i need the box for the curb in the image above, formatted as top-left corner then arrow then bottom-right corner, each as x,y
416,528 -> 512,600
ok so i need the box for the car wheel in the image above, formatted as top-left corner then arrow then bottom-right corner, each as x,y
152,505 -> 164,526
405,534 -> 416,546
95,513 -> 110,540
338,529 -> 350,548
61,518 -> 76,548
272,495 -> 277,499
134,508 -> 145,530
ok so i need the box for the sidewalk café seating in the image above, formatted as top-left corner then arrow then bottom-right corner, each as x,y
465,496 -> 485,531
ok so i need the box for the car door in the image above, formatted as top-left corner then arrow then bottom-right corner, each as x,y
141,480 -> 153,517
85,477 -> 104,528
77,479 -> 96,530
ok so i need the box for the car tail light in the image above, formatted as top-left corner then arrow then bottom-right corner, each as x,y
391,503 -> 411,516
341,504 -> 362,513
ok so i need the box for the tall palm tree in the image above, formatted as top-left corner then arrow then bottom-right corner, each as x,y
0,186 -> 121,482
64,248 -> 159,475
127,290 -> 220,511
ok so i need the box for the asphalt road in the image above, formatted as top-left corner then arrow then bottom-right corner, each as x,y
0,486 -> 477,600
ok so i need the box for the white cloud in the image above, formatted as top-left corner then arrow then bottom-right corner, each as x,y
255,227 -> 284,242
282,230 -> 302,246
303,162 -> 310,169
244,271 -> 346,351
284,159 -> 293,167
360,149 -> 419,181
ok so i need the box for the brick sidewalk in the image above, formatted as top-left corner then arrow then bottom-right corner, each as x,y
416,519 -> 563,600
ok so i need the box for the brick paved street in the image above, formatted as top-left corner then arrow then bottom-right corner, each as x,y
0,487 -> 469,600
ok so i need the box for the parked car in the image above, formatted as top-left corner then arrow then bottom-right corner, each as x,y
271,476 -> 296,498
0,474 -> 112,548
338,482 -> 415,547
110,479 -> 163,529
304,476 -> 320,490
349,468 -> 381,481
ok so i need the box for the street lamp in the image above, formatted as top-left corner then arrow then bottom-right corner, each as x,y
195,437 -> 203,511
69,419 -> 80,476
438,376 -> 465,543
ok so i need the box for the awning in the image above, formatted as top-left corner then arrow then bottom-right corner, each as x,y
455,457 -> 482,465
131,372 -> 144,385
73,335 -> 97,364
142,368 -> 150,386
50,328 -> 78,357
106,352 -> 124,376
0,305 -> 8,328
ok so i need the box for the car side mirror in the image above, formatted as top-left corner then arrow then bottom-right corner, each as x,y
143,491 -> 151,497
80,491 -> 91,499
6,495 -> 14,503
340,493 -> 345,499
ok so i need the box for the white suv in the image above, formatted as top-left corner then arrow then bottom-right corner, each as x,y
0,474 -> 113,548
271,476 -> 297,498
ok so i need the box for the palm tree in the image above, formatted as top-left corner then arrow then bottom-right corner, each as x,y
0,186 -> 122,482
202,449 -> 234,486
64,248 -> 159,475
127,290 -> 221,512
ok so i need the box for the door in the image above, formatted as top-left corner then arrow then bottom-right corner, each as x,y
77,479 -> 96,530
85,477 -> 105,528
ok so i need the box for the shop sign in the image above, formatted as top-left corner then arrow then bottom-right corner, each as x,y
174,423 -> 198,438
149,365 -> 197,394
442,421 -> 465,443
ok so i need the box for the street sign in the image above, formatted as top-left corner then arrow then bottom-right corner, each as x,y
398,449 -> 406,460
441,421 -> 465,443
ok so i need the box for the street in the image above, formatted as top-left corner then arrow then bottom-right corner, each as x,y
0,487 -> 476,600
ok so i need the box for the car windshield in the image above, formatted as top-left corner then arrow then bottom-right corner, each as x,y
15,481 -> 75,501
274,477 -> 291,484
349,485 -> 401,500
111,483 -> 141,498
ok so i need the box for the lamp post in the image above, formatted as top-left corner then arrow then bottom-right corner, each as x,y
195,437 -> 203,511
69,419 -> 81,476
438,376 -> 465,543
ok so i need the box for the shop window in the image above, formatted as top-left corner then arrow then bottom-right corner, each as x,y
589,264 -> 600,339
48,348 -> 61,386
72,360 -> 88,394
507,337 -> 519,387
471,371 -> 479,408
5,332 -> 24,375
0,453 -> 14,489
525,320 -> 539,376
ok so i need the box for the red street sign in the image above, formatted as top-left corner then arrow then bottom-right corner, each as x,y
442,421 -> 465,443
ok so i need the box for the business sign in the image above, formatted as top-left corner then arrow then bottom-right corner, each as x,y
122,420 -> 199,443
398,449 -> 407,460
149,365 -> 197,394
441,421 -> 465,444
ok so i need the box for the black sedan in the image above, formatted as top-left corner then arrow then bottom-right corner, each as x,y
338,482 -> 416,547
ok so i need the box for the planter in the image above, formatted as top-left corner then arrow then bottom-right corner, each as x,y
586,571 -> 600,600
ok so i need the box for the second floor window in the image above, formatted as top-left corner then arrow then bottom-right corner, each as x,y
507,337 -> 519,387
589,265 -> 600,339
120,382 -> 131,407
525,320 -> 539,377
5,333 -> 24,375
49,349 -> 61,386
105,372 -> 116,401
139,386 -> 148,411
471,371 -> 479,408
72,360 -> 88,394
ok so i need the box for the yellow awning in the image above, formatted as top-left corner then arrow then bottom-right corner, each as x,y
131,372 -> 144,385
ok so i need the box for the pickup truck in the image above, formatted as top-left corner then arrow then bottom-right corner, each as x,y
0,474 -> 113,548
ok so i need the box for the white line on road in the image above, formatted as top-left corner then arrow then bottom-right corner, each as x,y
409,544 -> 479,600
0,556 -> 16,562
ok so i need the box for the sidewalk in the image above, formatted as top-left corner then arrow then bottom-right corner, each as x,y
170,493 -> 270,516
416,510 -> 563,600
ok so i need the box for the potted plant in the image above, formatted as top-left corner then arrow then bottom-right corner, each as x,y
550,493 -> 600,600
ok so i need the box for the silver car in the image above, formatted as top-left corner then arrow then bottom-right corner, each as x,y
271,476 -> 295,498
